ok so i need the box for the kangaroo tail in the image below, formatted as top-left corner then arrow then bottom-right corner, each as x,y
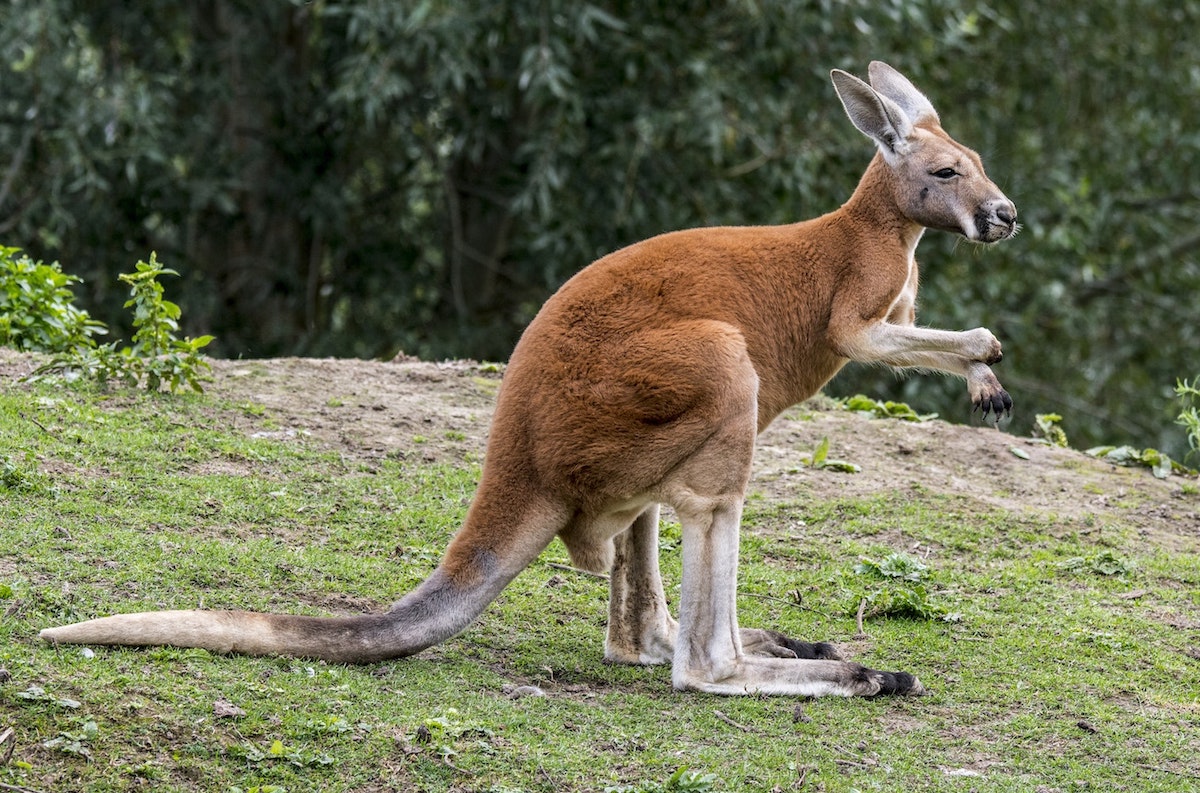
40,492 -> 567,663
41,568 -> 493,663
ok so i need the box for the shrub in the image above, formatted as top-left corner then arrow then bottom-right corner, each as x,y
0,246 -> 106,353
3,248 -> 215,393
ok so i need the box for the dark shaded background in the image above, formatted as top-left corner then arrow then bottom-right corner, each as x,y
2,1 -> 1197,455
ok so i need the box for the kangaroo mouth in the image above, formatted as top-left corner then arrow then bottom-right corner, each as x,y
973,208 -> 1018,244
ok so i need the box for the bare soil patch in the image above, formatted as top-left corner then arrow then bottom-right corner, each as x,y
4,349 -> 1198,553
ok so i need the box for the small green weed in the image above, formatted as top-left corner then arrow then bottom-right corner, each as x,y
841,394 -> 937,422
1,451 -> 42,491
41,718 -> 99,760
604,767 -> 719,793
14,684 -> 82,710
850,553 -> 957,622
1058,549 -> 1134,576
787,437 -> 861,473
1032,413 -> 1070,447
238,738 -> 335,769
1175,377 -> 1200,460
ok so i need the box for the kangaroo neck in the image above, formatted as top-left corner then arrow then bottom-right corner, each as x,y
838,152 -> 925,257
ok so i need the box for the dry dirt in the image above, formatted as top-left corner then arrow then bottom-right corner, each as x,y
3,349 -> 1199,553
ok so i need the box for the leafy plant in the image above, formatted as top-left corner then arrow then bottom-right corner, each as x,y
842,394 -> 937,422
1084,445 -> 1196,479
0,246 -> 106,353
851,553 -> 956,622
31,253 -> 214,393
42,719 -> 99,760
15,684 -> 82,710
2,451 -> 41,491
1059,550 -> 1134,577
604,767 -> 719,793
1032,413 -> 1070,447
855,554 -> 929,582
788,437 -> 861,474
238,738 -> 334,769
1176,377 -> 1200,461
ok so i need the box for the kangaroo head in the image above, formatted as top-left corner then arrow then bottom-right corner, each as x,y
831,61 -> 1017,244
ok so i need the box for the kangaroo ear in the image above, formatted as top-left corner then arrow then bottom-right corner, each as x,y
831,68 -> 914,160
867,61 -> 939,125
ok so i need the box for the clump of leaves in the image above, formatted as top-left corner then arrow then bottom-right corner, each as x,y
0,246 -> 106,353
1176,377 -> 1200,461
842,394 -> 937,422
1032,413 -> 1070,447
851,553 -> 957,622
14,684 -> 82,710
1059,550 -> 1134,577
1085,445 -> 1196,479
42,718 -> 99,760
787,437 -> 861,474
31,252 -> 214,392
238,738 -> 335,769
2,451 -> 40,492
408,708 -> 499,769
605,767 -> 719,793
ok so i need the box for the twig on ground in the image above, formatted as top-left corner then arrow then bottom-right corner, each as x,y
0,726 -> 14,766
737,590 -> 828,616
1136,763 -> 1200,780
713,710 -> 760,733
545,562 -> 609,580
1,784 -> 49,793
855,597 -> 867,637
19,412 -> 57,440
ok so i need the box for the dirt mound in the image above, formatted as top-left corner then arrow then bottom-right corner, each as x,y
4,350 -> 1198,553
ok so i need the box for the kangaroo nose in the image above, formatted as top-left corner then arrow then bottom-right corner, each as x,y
995,203 -> 1017,226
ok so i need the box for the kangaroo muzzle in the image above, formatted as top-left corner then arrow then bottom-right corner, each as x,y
974,196 -> 1018,243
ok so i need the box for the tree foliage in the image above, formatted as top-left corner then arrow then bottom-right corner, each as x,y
2,1 -> 1198,454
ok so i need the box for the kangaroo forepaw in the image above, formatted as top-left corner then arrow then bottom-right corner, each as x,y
972,387 -> 1012,419
967,362 -> 1012,419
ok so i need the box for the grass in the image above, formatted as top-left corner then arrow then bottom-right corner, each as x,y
2,378 -> 1198,792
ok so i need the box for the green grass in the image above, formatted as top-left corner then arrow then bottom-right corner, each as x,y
2,380 -> 1198,792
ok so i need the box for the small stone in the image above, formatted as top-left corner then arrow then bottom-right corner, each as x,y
504,684 -> 546,698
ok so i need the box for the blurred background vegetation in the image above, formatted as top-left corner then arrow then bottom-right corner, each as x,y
2,0 -> 1197,455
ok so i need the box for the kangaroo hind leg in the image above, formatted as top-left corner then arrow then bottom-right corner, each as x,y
661,349 -> 921,696
672,491 -> 923,697
600,504 -> 834,666
604,504 -> 678,665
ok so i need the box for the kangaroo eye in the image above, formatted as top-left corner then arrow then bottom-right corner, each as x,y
932,168 -> 959,179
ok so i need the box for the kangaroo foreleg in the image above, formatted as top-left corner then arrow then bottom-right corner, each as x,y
837,322 -> 1011,416
841,321 -> 1003,365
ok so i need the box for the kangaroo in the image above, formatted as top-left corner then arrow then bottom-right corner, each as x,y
41,62 -> 1016,697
